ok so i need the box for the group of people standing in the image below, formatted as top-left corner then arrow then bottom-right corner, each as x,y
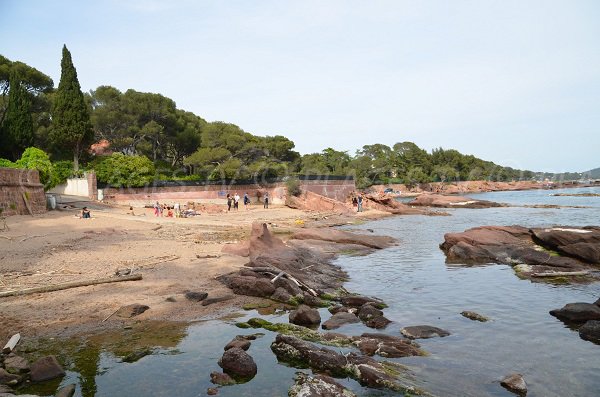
153,201 -> 183,217
351,194 -> 364,212
226,192 -> 269,212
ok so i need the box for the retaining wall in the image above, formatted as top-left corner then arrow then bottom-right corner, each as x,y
0,168 -> 47,216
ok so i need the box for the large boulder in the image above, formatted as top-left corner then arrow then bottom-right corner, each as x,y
55,384 -> 76,397
3,354 -> 30,374
29,356 -> 65,382
115,303 -> 149,318
550,303 -> 600,323
218,347 -> 257,381
288,372 -> 357,397
224,336 -> 251,351
322,312 -> 360,330
289,305 -> 321,326
409,194 -> 504,208
401,325 -> 451,339
532,227 -> 600,264
579,320 -> 600,343
290,228 -> 396,249
354,333 -> 425,358
0,368 -> 20,385
219,275 -> 276,297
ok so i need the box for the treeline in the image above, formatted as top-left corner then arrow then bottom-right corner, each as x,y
1,47 -> 541,189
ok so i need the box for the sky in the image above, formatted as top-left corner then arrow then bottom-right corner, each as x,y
1,0 -> 599,173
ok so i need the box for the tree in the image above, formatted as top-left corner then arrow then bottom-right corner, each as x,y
50,45 -> 93,171
0,72 -> 34,160
94,153 -> 155,187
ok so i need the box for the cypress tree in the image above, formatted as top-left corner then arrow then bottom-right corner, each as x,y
51,44 -> 93,171
1,71 -> 34,160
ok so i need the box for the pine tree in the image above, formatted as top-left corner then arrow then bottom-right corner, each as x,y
1,71 -> 34,160
50,44 -> 93,171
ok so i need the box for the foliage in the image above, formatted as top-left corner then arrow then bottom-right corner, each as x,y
0,158 -> 17,168
285,177 -> 302,197
49,160 -> 74,188
15,147 -> 53,188
49,45 -> 93,171
94,153 -> 155,187
0,72 -> 35,160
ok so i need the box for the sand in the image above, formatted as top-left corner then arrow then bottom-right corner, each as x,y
0,203 -> 371,341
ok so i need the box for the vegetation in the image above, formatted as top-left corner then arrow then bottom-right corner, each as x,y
50,45 -> 93,171
1,48 -> 591,190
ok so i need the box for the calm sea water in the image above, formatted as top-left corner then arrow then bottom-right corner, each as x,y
23,187 -> 600,397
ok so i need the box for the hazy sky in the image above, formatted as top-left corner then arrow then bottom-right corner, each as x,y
1,0 -> 599,172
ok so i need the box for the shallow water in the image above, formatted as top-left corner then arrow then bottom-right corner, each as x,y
19,187 -> 600,397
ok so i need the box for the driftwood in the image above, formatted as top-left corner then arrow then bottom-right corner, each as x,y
102,307 -> 122,322
3,333 -> 20,353
250,267 -> 318,297
531,271 -> 591,278
0,274 -> 143,298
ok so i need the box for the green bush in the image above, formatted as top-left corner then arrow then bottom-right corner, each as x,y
16,147 -> 54,188
94,153 -> 155,187
0,158 -> 18,168
285,177 -> 302,196
48,160 -> 74,188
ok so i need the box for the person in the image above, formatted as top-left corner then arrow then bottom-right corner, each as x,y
174,202 -> 181,218
81,207 -> 91,218
233,193 -> 240,210
243,193 -> 250,210
352,196 -> 358,207
226,194 -> 232,212
153,201 -> 160,217
357,195 -> 363,212
264,192 -> 269,209
167,207 -> 173,217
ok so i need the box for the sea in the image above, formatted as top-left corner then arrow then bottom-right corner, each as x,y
22,186 -> 600,397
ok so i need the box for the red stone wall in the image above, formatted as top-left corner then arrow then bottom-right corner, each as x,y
100,179 -> 356,205
0,168 -> 47,216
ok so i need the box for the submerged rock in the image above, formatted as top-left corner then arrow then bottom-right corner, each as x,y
461,311 -> 489,322
224,336 -> 251,351
0,368 -> 20,385
218,347 -> 257,381
579,320 -> 600,343
409,194 -> 504,208
210,371 -> 236,386
401,325 -> 451,339
354,333 -> 425,358
29,355 -> 65,382
500,373 -> 527,395
289,372 -> 357,397
3,354 -> 29,374
289,305 -> 321,326
549,303 -> 600,323
55,384 -> 76,397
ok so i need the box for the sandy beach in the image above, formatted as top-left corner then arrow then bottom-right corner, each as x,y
0,203 -> 381,342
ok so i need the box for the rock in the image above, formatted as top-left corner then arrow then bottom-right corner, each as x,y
218,347 -> 257,381
201,295 -> 234,306
328,305 -> 352,314
322,312 -> 360,330
289,305 -> 321,326
270,287 -> 292,303
440,225 -> 597,278
357,303 -> 383,321
207,387 -> 218,395
409,194 -> 504,208
122,348 -> 153,363
115,303 -> 150,318
531,227 -> 600,264
340,296 -> 385,308
185,291 -> 208,302
274,277 -> 303,297
500,373 -> 527,395
288,372 -> 357,397
401,325 -> 451,339
290,228 -> 397,249
549,303 -> 600,323
224,337 -> 251,351
165,296 -> 177,302
579,320 -> 600,343
0,385 -> 14,393
364,315 -> 392,329
55,384 -> 76,397
461,311 -> 489,322
595,297 -> 600,307
354,333 -> 425,358
210,371 -> 236,386
303,293 -> 326,308
3,354 -> 29,374
0,368 -> 20,385
29,355 -> 65,382
219,275 -> 276,298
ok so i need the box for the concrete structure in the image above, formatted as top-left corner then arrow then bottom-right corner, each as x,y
48,172 -> 97,199
0,168 -> 46,216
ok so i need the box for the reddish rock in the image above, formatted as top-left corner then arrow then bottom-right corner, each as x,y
115,303 -> 150,318
289,305 -> 321,326
30,355 -> 65,382
532,227 -> 600,264
401,325 -> 450,339
224,336 -> 251,351
321,312 -> 360,330
550,303 -> 600,323
501,373 -> 527,395
291,228 -> 396,249
409,194 -> 504,208
218,348 -> 257,380
220,275 -> 276,297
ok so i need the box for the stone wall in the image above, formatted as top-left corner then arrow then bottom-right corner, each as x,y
100,178 -> 356,205
0,168 -> 47,216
